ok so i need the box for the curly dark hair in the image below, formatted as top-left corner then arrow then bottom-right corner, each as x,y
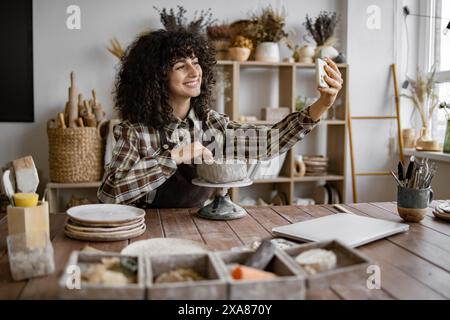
114,29 -> 216,128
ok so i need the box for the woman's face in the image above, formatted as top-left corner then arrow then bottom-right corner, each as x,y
167,56 -> 202,100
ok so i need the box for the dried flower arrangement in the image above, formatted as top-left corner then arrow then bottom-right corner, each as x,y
207,23 -> 232,41
401,68 -> 440,130
245,5 -> 288,44
154,6 -> 216,33
304,11 -> 339,46
230,35 -> 253,51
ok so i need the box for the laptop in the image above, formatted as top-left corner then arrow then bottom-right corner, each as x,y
272,213 -> 409,248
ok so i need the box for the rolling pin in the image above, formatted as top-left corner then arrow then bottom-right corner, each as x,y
93,103 -> 105,122
90,89 -> 106,122
77,93 -> 84,116
58,112 -> 66,128
67,71 -> 78,128
83,100 -> 97,127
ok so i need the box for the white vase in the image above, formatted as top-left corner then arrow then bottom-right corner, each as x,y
255,42 -> 280,63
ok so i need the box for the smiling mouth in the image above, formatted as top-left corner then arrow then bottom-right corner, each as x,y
183,80 -> 200,88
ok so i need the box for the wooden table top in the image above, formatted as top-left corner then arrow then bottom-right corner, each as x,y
1,201 -> 449,300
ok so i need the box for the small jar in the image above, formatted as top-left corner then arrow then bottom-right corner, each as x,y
7,232 -> 55,281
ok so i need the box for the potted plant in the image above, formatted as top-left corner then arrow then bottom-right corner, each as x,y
440,102 -> 450,153
207,23 -> 232,60
228,36 -> 253,61
245,6 -> 288,62
304,11 -> 340,60
401,68 -> 441,151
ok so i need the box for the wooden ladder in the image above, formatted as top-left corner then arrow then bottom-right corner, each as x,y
347,64 -> 405,203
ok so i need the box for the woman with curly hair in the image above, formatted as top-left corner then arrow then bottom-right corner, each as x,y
98,29 -> 343,208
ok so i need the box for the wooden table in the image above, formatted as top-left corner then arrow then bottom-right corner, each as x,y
1,201 -> 450,300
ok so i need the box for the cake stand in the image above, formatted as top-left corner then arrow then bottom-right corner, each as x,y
191,178 -> 253,220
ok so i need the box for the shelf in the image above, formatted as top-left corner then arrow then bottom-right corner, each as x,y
252,177 -> 292,184
292,175 -> 344,182
216,60 -> 348,69
404,148 -> 450,163
215,59 -> 348,205
322,120 -> 346,125
46,181 -> 101,189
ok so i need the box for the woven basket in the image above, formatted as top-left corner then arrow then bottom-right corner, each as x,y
47,124 -> 105,183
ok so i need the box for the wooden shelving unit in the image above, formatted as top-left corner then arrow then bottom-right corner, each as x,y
45,181 -> 101,213
215,60 -> 349,205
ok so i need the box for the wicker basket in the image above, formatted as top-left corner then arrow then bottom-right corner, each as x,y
47,124 -> 106,183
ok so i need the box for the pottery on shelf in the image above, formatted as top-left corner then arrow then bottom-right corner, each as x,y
402,128 -> 416,149
197,161 -> 247,184
228,47 -> 251,61
415,127 -> 441,151
255,42 -> 280,63
295,45 -> 315,63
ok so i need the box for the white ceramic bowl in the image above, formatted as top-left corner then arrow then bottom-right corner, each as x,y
196,161 -> 247,184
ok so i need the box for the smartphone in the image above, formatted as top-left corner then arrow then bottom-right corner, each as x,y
316,58 -> 329,88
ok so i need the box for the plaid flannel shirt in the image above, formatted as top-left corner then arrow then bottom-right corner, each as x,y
97,107 -> 320,205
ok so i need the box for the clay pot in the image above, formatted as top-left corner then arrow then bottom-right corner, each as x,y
228,47 -> 251,61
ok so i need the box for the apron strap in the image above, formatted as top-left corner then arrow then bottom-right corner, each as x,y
158,128 -> 177,150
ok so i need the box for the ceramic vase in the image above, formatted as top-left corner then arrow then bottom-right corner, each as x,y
255,42 -> 280,63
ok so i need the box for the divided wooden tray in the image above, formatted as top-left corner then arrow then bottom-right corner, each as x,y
59,251 -> 146,300
58,240 -> 371,299
280,240 -> 371,290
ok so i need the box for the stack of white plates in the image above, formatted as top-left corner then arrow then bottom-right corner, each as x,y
433,202 -> 450,222
65,204 -> 146,241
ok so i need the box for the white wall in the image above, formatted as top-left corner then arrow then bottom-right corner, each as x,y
344,0 -> 432,203
2,0 -> 344,195
3,0 -> 444,202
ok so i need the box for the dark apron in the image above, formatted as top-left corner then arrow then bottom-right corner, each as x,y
148,129 -> 214,208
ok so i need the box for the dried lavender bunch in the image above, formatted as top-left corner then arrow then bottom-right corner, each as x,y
304,11 -> 339,46
154,6 -> 216,34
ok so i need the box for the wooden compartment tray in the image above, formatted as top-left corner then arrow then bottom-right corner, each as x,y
58,251 -> 145,299
280,240 -> 371,290
215,250 -> 306,300
146,253 -> 227,300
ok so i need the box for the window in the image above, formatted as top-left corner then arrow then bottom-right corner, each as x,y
432,0 -> 450,142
